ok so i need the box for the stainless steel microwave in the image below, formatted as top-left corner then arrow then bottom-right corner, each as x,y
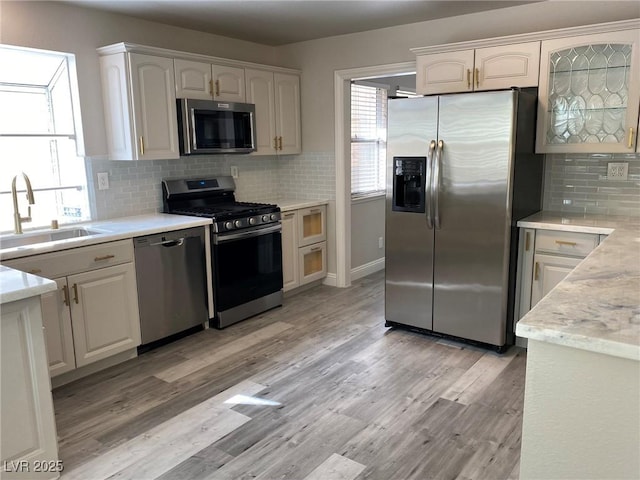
177,98 -> 257,155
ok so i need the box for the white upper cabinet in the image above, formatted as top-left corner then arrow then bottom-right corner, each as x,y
536,29 -> 640,153
175,59 -> 245,102
100,52 -> 179,160
246,68 -> 301,155
274,73 -> 302,155
416,42 -> 540,95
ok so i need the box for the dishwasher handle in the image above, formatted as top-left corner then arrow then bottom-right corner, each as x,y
149,238 -> 185,247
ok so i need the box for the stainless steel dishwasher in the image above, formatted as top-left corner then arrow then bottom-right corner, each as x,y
134,227 -> 208,346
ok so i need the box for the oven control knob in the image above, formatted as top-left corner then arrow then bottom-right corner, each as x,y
249,217 -> 257,225
262,215 -> 269,222
270,214 -> 277,221
234,220 -> 242,228
224,221 -> 233,230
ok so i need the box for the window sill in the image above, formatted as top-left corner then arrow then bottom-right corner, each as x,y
351,191 -> 385,205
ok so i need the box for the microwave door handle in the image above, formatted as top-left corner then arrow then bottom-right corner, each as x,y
189,108 -> 198,153
425,140 -> 436,229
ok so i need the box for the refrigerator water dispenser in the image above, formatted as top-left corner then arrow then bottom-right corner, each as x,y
392,156 -> 426,213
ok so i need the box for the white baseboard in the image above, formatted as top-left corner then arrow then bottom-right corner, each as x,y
351,257 -> 385,281
323,272 -> 337,287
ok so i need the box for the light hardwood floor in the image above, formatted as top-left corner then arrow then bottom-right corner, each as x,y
53,271 -> 526,480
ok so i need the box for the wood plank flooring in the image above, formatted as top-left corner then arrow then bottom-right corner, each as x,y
53,271 -> 526,480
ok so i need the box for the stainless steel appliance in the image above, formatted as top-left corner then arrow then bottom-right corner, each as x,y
176,98 -> 256,155
162,177 -> 283,328
385,89 -> 543,351
134,227 -> 208,346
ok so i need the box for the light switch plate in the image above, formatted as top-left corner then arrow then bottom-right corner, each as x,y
230,166 -> 239,179
607,162 -> 628,181
97,172 -> 109,190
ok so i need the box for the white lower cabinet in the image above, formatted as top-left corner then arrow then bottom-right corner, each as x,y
530,253 -> 582,307
1,296 -> 60,479
517,228 -> 599,323
281,204 -> 327,292
4,240 -> 141,378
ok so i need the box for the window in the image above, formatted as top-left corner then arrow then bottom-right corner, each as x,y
0,45 -> 89,233
350,83 -> 387,197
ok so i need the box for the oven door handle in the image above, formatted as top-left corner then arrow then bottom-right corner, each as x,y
214,224 -> 282,244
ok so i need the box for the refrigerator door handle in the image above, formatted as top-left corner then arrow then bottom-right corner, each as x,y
425,140 -> 436,229
433,140 -> 444,229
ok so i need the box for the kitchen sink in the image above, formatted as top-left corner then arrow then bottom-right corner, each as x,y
0,227 -> 102,249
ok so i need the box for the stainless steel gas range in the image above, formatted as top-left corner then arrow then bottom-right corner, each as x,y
162,177 -> 283,328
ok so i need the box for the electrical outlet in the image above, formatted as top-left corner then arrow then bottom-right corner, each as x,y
378,236 -> 384,249
97,172 -> 109,190
230,166 -> 239,179
607,162 -> 628,181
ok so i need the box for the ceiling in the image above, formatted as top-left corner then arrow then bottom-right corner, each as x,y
61,1 -> 542,46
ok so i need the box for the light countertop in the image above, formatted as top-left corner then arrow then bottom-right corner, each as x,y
0,213 -> 211,261
0,265 -> 57,304
515,212 -> 640,361
253,198 -> 329,212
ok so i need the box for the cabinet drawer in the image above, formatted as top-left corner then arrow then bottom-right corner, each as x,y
4,240 -> 134,278
298,241 -> 327,285
298,205 -> 327,247
535,230 -> 598,258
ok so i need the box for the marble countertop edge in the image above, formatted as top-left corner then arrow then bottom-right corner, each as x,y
516,323 -> 640,362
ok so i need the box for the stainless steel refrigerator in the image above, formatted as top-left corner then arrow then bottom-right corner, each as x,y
384,89 -> 543,350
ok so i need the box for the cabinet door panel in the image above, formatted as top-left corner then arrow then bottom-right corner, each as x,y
175,59 -> 212,100
69,263 -> 141,367
129,53 -> 179,160
274,73 -> 301,154
213,64 -> 245,102
531,253 -> 582,307
281,211 -> 298,292
246,68 -> 277,155
40,277 -> 76,377
536,29 -> 640,153
416,50 -> 474,95
475,42 -> 540,91
1,298 -> 59,477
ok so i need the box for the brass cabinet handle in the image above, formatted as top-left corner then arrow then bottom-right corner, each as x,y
283,212 -> 295,218
309,208 -> 320,213
94,254 -> 115,262
629,127 -> 635,149
555,240 -> 577,247
278,136 -> 283,151
467,69 -> 471,89
525,231 -> 531,251
209,79 -> 214,96
475,68 -> 480,88
273,136 -> 278,150
28,268 -> 42,274
139,136 -> 145,156
310,246 -> 322,252
534,262 -> 539,281
215,80 -> 220,97
72,283 -> 79,304
62,284 -> 70,306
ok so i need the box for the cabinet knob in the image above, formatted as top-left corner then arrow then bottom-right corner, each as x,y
467,69 -> 471,89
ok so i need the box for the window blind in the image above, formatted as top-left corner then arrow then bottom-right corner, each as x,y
351,83 -> 387,197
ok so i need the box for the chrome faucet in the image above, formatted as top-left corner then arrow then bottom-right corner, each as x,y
11,172 -> 35,234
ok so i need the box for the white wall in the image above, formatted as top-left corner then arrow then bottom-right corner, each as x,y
351,196 -> 386,277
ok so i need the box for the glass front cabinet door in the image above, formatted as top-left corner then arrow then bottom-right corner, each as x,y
536,30 -> 640,153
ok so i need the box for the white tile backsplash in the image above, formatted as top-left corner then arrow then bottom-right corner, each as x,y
85,152 -> 333,220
